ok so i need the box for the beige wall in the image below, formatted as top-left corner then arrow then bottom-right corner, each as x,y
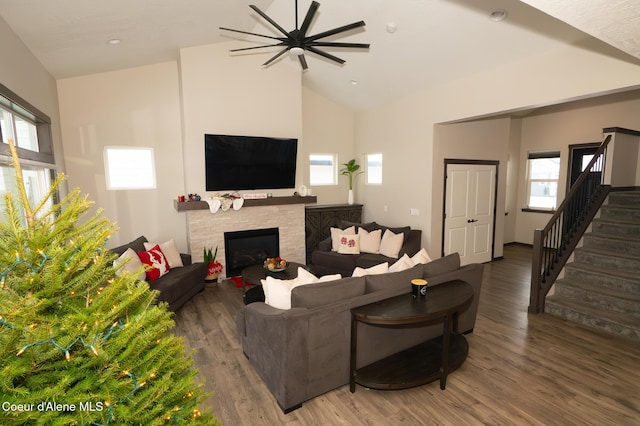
515,91 -> 640,243
179,42 -> 303,198
57,62 -> 186,249
301,86 -> 355,204
0,15 -> 66,188
433,118 -> 513,260
355,41 -> 640,258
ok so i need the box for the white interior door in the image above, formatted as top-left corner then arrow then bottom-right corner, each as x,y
444,163 -> 496,265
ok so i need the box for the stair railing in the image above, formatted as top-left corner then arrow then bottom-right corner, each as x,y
529,135 -> 612,313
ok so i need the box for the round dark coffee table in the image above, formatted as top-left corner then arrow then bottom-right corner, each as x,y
241,262 -> 307,305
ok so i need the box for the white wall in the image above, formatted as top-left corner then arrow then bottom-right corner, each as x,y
301,86 -> 355,205
179,42 -> 303,198
57,62 -> 186,249
515,90 -> 640,243
0,15 -> 66,189
355,41 -> 640,258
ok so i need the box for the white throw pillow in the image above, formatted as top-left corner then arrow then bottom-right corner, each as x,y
331,226 -> 355,251
317,273 -> 342,282
337,234 -> 360,255
410,248 -> 432,265
262,276 -> 298,310
358,228 -> 382,254
262,267 -> 332,310
389,255 -> 414,273
379,229 -> 404,258
144,239 -> 184,268
114,248 -> 146,281
352,262 -> 389,277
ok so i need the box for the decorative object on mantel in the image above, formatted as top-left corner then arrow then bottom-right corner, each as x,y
205,193 -> 244,214
204,246 -> 223,285
188,193 -> 202,201
340,159 -> 363,205
219,0 -> 370,71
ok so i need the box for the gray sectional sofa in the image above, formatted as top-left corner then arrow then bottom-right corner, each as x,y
110,236 -> 206,311
310,221 -> 423,277
236,252 -> 484,413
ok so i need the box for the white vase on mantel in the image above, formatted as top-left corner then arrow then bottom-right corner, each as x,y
348,189 -> 354,205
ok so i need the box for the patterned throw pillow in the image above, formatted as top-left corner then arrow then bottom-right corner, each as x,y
337,234 -> 360,254
137,244 -> 171,281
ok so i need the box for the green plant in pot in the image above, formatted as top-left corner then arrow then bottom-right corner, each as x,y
340,158 -> 363,204
204,246 -> 223,283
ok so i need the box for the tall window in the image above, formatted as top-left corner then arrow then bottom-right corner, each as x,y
526,151 -> 560,210
309,154 -> 337,185
366,153 -> 383,185
1,83 -> 56,224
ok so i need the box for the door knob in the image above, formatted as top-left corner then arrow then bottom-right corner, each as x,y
467,219 -> 478,223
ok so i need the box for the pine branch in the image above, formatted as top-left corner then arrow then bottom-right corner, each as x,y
7,138 -> 34,227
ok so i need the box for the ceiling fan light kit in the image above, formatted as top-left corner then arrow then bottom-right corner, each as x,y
220,0 -> 370,70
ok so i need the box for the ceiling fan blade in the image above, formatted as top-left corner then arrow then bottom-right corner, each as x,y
299,1 -> 320,36
230,43 -> 286,52
308,41 -> 370,49
250,5 -> 293,39
262,48 -> 289,67
306,46 -> 345,64
220,27 -> 284,41
298,54 -> 308,70
307,21 -> 366,42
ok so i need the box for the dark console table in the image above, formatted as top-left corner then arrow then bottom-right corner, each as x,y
305,204 -> 363,263
350,280 -> 474,392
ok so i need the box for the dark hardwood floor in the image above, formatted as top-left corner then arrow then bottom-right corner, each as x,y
173,244 -> 640,425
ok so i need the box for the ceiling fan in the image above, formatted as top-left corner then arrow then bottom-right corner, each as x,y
219,0 -> 370,70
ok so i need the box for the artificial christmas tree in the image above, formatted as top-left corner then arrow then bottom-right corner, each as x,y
0,139 -> 219,425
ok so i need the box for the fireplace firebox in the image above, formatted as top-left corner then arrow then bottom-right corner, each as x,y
224,228 -> 280,277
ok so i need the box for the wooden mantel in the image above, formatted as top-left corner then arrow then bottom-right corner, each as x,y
174,195 -> 317,212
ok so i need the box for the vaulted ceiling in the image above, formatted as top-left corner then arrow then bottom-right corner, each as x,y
1,0 -> 638,110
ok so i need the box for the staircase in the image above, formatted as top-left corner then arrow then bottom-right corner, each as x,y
545,191 -> 640,341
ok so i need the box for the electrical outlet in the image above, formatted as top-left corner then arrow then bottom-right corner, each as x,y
410,208 -> 419,216
384,205 -> 388,212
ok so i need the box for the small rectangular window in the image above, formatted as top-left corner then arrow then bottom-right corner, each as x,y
309,154 -> 337,185
367,153 -> 382,185
526,151 -> 560,210
104,147 -> 156,190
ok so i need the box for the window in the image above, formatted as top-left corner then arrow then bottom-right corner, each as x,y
309,154 -> 337,185
526,151 -> 560,210
0,83 -> 56,224
104,147 -> 156,190
366,153 -> 382,185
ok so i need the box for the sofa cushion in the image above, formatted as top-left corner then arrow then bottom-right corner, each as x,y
113,248 -> 146,281
110,235 -> 148,257
423,253 -> 461,278
291,276 -> 365,309
144,239 -> 183,268
410,248 -> 432,265
337,234 -> 360,254
330,226 -> 355,251
389,255 -> 414,273
138,244 -> 171,281
358,228 -> 382,254
339,220 -> 377,232
352,262 -> 389,277
379,229 -> 404,258
148,262 -> 205,308
364,264 -> 424,293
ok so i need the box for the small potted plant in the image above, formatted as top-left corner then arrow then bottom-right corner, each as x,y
204,246 -> 223,285
340,158 -> 363,204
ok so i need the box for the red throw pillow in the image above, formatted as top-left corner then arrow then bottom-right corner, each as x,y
137,244 -> 170,281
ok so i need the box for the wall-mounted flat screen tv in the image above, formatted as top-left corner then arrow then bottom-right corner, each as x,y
205,134 -> 298,191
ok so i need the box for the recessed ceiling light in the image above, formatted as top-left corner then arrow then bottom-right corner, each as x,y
107,38 -> 121,45
350,80 -> 359,86
489,9 -> 507,22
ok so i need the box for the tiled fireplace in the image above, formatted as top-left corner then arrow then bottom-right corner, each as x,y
185,203 -> 307,279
